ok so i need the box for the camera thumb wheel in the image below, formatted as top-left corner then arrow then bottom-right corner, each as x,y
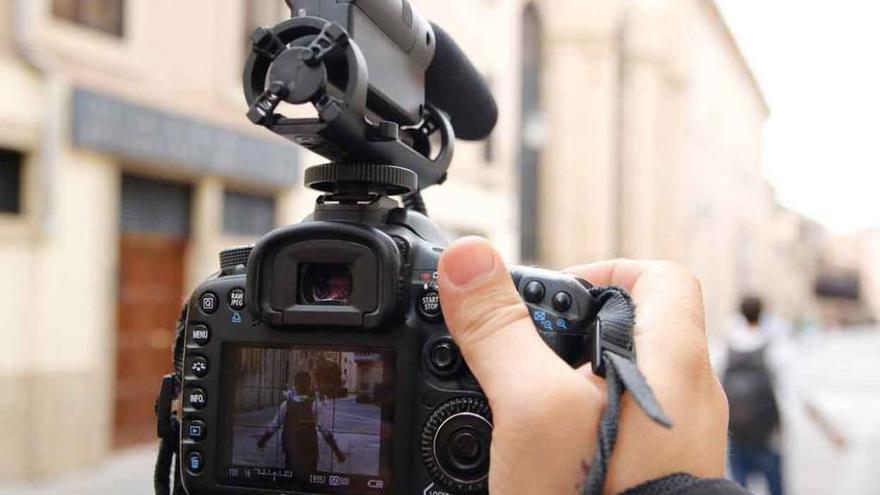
421,397 -> 492,494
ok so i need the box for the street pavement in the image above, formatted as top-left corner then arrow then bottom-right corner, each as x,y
0,446 -> 156,495
777,327 -> 880,495
2,328 -> 878,495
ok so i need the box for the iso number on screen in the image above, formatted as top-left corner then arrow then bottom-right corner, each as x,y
310,473 -> 351,487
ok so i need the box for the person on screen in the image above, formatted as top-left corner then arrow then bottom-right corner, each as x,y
314,365 -> 348,464
257,370 -> 347,475
256,371 -> 320,475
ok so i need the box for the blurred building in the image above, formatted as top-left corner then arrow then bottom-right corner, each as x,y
471,0 -> 819,338
816,229 -> 880,326
0,0 -> 833,482
766,207 -> 826,327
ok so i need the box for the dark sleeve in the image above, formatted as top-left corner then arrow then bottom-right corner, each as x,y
618,473 -> 752,495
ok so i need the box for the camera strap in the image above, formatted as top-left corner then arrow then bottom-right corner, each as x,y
154,303 -> 188,495
582,287 -> 673,495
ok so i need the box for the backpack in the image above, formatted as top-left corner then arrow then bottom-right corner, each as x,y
722,345 -> 780,447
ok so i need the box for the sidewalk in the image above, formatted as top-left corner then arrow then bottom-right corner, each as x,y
0,447 -> 155,495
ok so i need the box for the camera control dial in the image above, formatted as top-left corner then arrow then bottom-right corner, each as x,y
421,397 -> 492,493
219,245 -> 253,271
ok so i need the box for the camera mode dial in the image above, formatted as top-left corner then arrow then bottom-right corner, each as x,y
421,396 -> 492,494
219,245 -> 252,272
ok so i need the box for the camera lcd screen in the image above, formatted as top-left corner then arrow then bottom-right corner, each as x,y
220,345 -> 394,494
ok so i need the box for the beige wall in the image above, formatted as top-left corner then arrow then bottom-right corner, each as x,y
538,0 -> 622,265
679,0 -> 774,338
0,143 -> 119,478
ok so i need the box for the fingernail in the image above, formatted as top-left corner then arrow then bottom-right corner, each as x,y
442,237 -> 497,288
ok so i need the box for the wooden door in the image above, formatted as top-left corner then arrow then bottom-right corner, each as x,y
114,174 -> 191,447
114,234 -> 187,447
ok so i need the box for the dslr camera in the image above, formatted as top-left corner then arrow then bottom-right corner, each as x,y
161,1 -> 624,494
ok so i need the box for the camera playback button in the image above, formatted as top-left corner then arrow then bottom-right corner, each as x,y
186,420 -> 207,442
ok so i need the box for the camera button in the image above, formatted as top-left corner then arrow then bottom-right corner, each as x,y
189,357 -> 209,378
189,324 -> 210,346
523,281 -> 545,303
552,291 -> 573,312
186,388 -> 207,410
431,341 -> 460,373
186,451 -> 204,474
199,292 -> 218,314
432,343 -> 456,369
228,288 -> 246,311
418,288 -> 442,319
186,420 -> 207,442
422,397 -> 492,492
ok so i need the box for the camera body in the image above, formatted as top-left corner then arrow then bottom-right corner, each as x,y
169,2 -> 607,494
178,197 -> 602,495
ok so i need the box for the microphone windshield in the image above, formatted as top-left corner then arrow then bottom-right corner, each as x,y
426,22 -> 498,141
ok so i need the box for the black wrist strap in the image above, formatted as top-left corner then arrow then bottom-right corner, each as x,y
155,303 -> 188,495
582,287 -> 672,495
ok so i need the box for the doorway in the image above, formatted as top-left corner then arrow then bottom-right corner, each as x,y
114,174 -> 191,447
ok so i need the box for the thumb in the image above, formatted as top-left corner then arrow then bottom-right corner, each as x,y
437,237 -> 564,407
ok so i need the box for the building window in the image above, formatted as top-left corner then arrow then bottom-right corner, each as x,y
223,190 -> 276,236
0,149 -> 24,214
121,174 -> 192,236
52,0 -> 125,37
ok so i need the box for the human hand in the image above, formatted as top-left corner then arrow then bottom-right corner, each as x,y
437,237 -> 728,494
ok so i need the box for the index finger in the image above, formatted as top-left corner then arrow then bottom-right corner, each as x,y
565,259 -> 708,354
563,259 -> 663,291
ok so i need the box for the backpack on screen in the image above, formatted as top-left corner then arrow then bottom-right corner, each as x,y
722,345 -> 780,447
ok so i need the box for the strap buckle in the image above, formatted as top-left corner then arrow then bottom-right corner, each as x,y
591,319 -> 636,378
155,374 -> 177,439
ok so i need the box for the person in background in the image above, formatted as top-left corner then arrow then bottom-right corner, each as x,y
721,296 -> 785,495
720,296 -> 847,495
